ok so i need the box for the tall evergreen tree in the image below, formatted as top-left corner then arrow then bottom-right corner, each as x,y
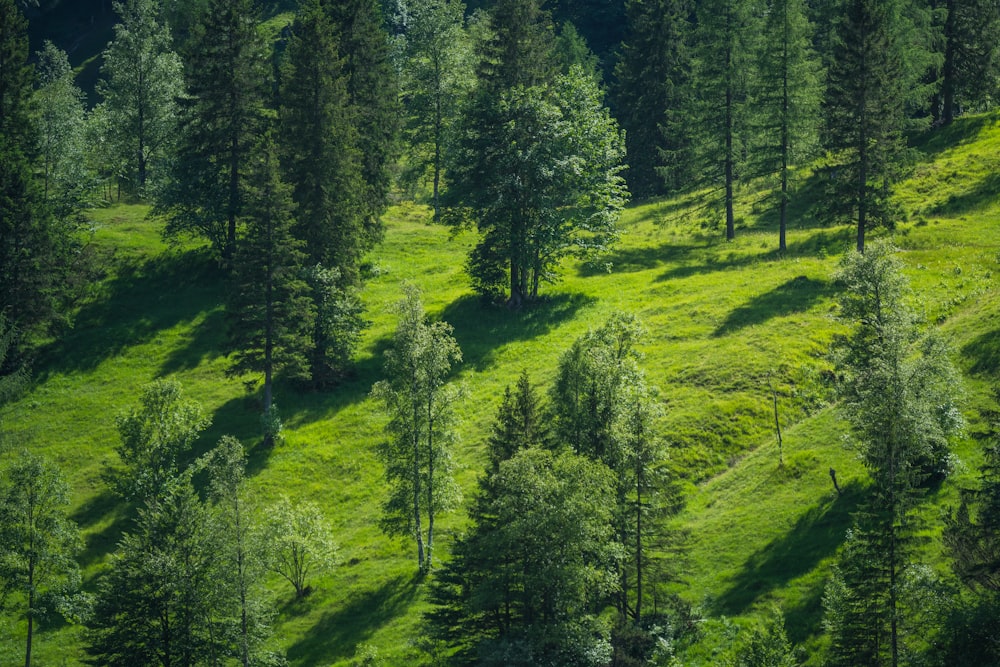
280,0 -> 362,278
690,0 -> 759,241
0,0 -> 72,338
751,0 -> 822,252
227,131 -> 313,445
823,0 -> 907,252
328,0 -> 401,247
613,0 -> 692,197
158,0 -> 268,260
826,241 -> 965,666
96,0 -> 184,194
937,0 -> 1000,123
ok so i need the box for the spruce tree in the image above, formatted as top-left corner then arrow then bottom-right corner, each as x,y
328,0 -> 401,247
227,131 -> 313,445
937,0 -> 1000,123
0,0 -> 72,338
159,0 -> 268,260
690,0 -> 759,241
751,0 -> 822,252
823,0 -> 906,252
613,0 -> 693,197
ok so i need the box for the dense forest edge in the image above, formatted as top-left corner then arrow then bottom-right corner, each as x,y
2,0 -> 1000,665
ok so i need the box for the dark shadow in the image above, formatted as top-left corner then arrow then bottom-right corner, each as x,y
438,292 -> 596,371
285,574 -> 422,666
158,307 -> 227,375
577,242 -> 711,277
713,480 -> 864,618
931,172 -> 1000,216
713,276 -> 834,337
655,250 -> 766,282
915,113 -> 997,158
71,490 -> 131,576
781,572 -> 828,645
36,249 -> 225,380
962,326 -> 1000,380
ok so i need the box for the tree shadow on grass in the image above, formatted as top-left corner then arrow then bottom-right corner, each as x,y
285,574 -> 422,666
915,114 -> 996,158
36,249 -> 224,380
962,326 -> 1000,380
713,276 -> 834,337
713,480 -> 864,619
438,292 -> 595,371
577,242 -> 712,277
158,306 -> 227,376
931,172 -> 1000,217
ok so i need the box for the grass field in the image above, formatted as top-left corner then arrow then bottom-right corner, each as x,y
1,112 -> 999,665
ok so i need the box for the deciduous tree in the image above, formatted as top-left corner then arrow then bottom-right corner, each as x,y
0,451 -> 81,667
259,494 -> 337,599
371,285 -> 461,571
96,0 -> 184,194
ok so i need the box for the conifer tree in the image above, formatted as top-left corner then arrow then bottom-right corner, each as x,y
937,0 -> 1000,123
328,0 -> 401,247
159,0 -> 268,260
690,0 -> 759,241
227,131 -> 313,445
826,242 -> 965,666
823,0 -> 906,252
613,0 -> 692,197
0,0 -> 72,338
751,0 -> 822,252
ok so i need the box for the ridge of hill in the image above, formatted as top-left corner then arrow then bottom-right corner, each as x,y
2,113 -> 999,664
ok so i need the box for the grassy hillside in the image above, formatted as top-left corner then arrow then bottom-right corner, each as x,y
2,112 -> 999,665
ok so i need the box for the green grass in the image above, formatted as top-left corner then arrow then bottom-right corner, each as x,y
2,113 -> 1000,665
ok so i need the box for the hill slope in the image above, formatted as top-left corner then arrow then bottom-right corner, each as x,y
2,113 -> 999,665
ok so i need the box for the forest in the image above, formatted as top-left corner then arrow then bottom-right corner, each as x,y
2,0 -> 1000,664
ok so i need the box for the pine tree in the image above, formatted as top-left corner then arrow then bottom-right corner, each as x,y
159,0 -> 268,260
823,0 -> 907,252
0,0 -> 72,338
96,0 -> 184,194
937,0 -> 1000,123
613,0 -> 693,197
828,241 -> 965,665
328,0 -> 401,247
751,0 -> 822,252
690,0 -> 759,241
227,131 -> 313,445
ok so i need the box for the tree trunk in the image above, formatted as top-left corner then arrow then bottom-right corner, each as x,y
942,0 -> 958,125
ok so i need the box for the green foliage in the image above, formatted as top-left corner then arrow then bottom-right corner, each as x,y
158,0 -> 268,259
613,0 -> 692,197
108,378 -> 210,503
938,0 -> 1000,124
96,0 -> 184,194
733,608 -> 796,667
436,447 -> 620,665
486,369 -> 547,470
371,285 -> 462,571
822,0 -> 908,250
226,131 -> 313,426
450,64 -> 628,305
0,450 -> 81,667
279,0 -> 364,281
328,0 -> 401,245
944,434 -> 1000,593
33,41 -> 90,217
305,264 -> 367,387
260,494 -> 337,600
86,475 -> 230,666
398,0 -> 473,216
